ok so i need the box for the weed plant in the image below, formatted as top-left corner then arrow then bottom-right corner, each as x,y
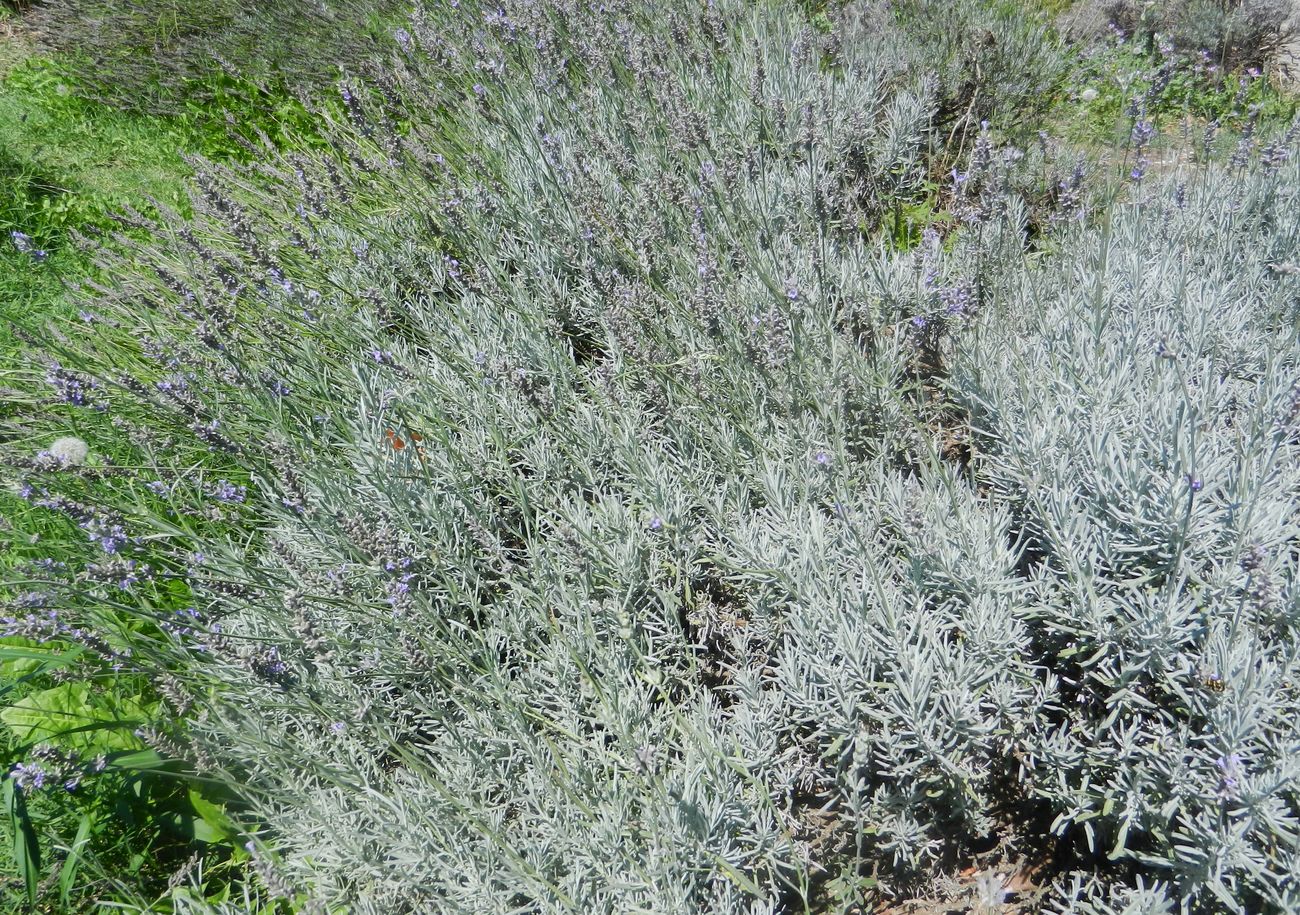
1057,17 -> 1298,148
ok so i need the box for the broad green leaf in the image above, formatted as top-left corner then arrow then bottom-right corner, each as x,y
0,682 -> 153,753
107,748 -> 167,771
0,638 -> 79,680
187,787 -> 240,845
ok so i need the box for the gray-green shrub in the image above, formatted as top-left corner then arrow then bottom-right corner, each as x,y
1059,0 -> 1299,72
5,0 -> 1299,912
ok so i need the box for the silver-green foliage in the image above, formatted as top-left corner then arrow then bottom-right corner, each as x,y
952,161 -> 1300,911
1059,0 -> 1298,71
9,0 -> 1300,912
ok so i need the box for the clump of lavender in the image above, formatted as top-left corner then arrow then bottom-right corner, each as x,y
10,745 -> 91,793
1052,160 -> 1088,223
44,361 -> 104,410
1281,381 -> 1300,430
1240,543 -> 1276,612
1216,752 -> 1245,800
80,516 -> 128,554
250,646 -> 294,687
0,607 -> 127,665
9,1 -> 1300,913
1129,115 -> 1155,183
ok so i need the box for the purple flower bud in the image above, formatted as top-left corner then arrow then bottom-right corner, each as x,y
252,646 -> 292,685
211,480 -> 247,504
11,762 -> 47,791
1216,752 -> 1245,798
81,517 -> 128,554
45,362 -> 100,408
9,230 -> 44,261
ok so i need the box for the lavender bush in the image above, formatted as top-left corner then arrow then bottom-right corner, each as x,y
952,157 -> 1300,911
1059,0 -> 1299,72
4,0 -> 1299,911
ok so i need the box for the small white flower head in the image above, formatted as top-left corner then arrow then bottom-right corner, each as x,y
47,436 -> 90,466
973,872 -> 1009,912
1080,87 -> 1099,103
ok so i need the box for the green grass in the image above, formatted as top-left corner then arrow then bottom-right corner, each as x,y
1063,48 -> 1296,139
0,55 -> 196,359
0,49 -> 334,361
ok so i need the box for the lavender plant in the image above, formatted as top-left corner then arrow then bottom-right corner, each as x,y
1059,0 -> 1299,73
950,150 -> 1300,912
4,0 -> 1299,912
